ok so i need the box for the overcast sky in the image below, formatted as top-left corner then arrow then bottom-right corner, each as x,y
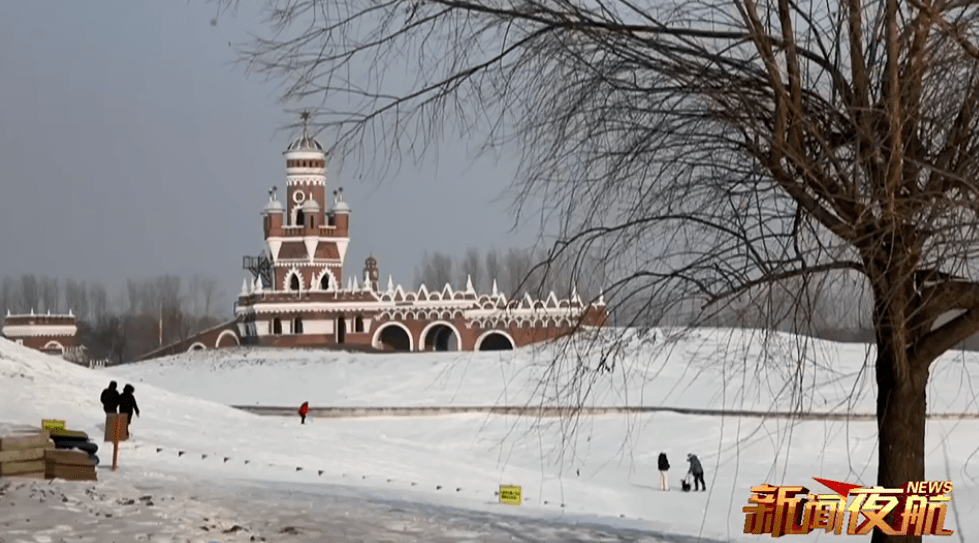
0,1 -> 541,315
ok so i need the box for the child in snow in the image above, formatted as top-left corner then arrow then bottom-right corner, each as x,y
299,401 -> 309,424
657,452 -> 670,491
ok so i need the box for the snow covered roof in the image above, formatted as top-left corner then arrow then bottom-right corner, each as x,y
301,197 -> 320,212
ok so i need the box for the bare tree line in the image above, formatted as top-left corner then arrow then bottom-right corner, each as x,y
1,273 -> 226,364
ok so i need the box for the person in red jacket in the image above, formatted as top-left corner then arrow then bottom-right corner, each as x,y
298,401 -> 309,424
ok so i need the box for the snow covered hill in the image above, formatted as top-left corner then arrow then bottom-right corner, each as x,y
1,328 -> 977,541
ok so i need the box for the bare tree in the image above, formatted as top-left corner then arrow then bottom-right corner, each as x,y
484,249 -> 502,291
19,274 -> 39,313
460,247 -> 484,291
0,276 -> 17,316
199,275 -> 222,317
414,251 -> 456,289
222,1 -> 979,539
39,276 -> 60,314
89,283 -> 108,322
64,279 -> 90,321
500,248 -> 532,298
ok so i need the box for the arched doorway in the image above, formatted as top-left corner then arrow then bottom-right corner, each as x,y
476,331 -> 514,351
337,316 -> 347,344
421,323 -> 460,351
374,323 -> 412,352
272,318 -> 282,335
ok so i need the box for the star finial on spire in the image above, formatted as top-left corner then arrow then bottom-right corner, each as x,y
300,110 -> 311,137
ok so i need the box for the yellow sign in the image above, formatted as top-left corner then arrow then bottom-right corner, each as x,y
499,485 -> 522,505
41,419 -> 65,432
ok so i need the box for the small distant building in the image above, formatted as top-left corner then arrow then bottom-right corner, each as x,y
2,310 -> 80,356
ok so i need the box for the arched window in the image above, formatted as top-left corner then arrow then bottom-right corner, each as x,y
293,316 -> 304,334
354,315 -> 365,333
296,210 -> 305,227
290,274 -> 300,291
272,318 -> 282,335
320,273 -> 331,291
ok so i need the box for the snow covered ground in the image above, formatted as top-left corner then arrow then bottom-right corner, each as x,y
2,328 -> 978,542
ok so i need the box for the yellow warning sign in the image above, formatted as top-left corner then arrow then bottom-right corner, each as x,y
41,419 -> 65,432
499,485 -> 522,505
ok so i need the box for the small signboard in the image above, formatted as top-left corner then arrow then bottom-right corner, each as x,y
499,485 -> 522,505
41,419 -> 65,432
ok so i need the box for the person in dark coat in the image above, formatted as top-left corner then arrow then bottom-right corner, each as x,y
657,452 -> 671,491
118,384 -> 140,432
298,401 -> 310,424
687,453 -> 706,491
100,381 -> 120,414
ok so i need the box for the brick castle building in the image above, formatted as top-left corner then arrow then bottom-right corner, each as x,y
140,113 -> 606,359
2,309 -> 80,356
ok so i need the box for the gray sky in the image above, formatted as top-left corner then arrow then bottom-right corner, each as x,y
0,1 -> 536,315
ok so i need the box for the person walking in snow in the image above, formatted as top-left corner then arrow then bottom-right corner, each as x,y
657,452 -> 671,491
100,381 -> 120,414
686,453 -> 706,491
298,401 -> 309,424
118,384 -> 140,433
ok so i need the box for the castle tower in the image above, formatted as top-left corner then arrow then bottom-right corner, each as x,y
283,111 -> 327,227
248,111 -> 351,293
364,256 -> 379,292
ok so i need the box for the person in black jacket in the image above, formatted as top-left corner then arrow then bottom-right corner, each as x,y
658,452 -> 671,491
100,381 -> 120,414
118,384 -> 140,433
687,453 -> 706,491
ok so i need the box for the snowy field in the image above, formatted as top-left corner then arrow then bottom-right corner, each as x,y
2,328 -> 978,541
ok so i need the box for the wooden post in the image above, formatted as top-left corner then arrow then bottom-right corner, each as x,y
111,414 -> 125,471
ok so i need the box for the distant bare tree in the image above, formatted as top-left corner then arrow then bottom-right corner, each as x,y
500,248 -> 532,298
19,274 -> 39,313
483,249 -> 501,291
199,275 -> 221,317
39,276 -> 59,314
414,251 -> 455,290
460,247 -> 483,292
0,276 -> 17,316
89,283 -> 108,321
64,280 -> 89,321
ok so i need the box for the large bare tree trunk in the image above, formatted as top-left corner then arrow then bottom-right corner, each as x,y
871,264 -> 927,543
873,343 -> 927,542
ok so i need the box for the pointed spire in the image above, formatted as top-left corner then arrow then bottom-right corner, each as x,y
30,308 -> 34,316
466,274 -> 474,294
347,277 -> 353,291
255,277 -> 263,294
68,308 -> 73,316
353,276 -> 360,290
598,288 -> 605,305
387,275 -> 394,293
241,278 -> 249,296
571,284 -> 578,299
492,279 -> 499,297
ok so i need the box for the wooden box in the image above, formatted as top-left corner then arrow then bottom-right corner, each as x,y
44,449 -> 97,481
